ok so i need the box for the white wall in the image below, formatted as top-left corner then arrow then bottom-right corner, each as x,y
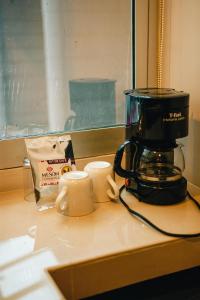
163,0 -> 200,186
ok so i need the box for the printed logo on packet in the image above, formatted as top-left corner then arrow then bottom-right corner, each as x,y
47,166 -> 53,172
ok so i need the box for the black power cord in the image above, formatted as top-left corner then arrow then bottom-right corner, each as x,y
119,185 -> 200,238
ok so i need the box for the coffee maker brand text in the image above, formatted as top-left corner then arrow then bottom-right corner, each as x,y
163,112 -> 185,122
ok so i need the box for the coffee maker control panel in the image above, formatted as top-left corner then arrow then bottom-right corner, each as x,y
125,88 -> 189,141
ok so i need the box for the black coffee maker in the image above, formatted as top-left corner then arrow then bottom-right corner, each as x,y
114,88 -> 189,205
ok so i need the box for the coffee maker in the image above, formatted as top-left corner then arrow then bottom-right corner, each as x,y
114,88 -> 189,205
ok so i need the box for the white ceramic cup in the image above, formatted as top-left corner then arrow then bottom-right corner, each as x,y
84,161 -> 119,202
55,171 -> 94,217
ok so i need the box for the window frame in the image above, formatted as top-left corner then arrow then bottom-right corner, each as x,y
0,0 -> 157,170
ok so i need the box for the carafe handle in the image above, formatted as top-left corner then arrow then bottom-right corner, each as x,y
114,140 -> 137,178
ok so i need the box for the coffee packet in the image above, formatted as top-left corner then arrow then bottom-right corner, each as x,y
25,135 -> 76,211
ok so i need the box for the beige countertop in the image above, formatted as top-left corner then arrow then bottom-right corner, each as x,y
1,180 -> 200,299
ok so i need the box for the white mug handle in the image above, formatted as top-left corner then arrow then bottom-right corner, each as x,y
106,174 -> 119,200
55,186 -> 68,213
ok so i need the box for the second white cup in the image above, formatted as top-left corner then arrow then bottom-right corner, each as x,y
84,161 -> 119,202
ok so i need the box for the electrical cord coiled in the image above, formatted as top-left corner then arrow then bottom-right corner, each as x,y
119,185 -> 200,238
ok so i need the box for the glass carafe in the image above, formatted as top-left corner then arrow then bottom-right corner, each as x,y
136,143 -> 185,182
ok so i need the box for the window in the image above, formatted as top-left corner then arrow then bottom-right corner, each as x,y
0,0 -> 132,137
0,0 -> 153,168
